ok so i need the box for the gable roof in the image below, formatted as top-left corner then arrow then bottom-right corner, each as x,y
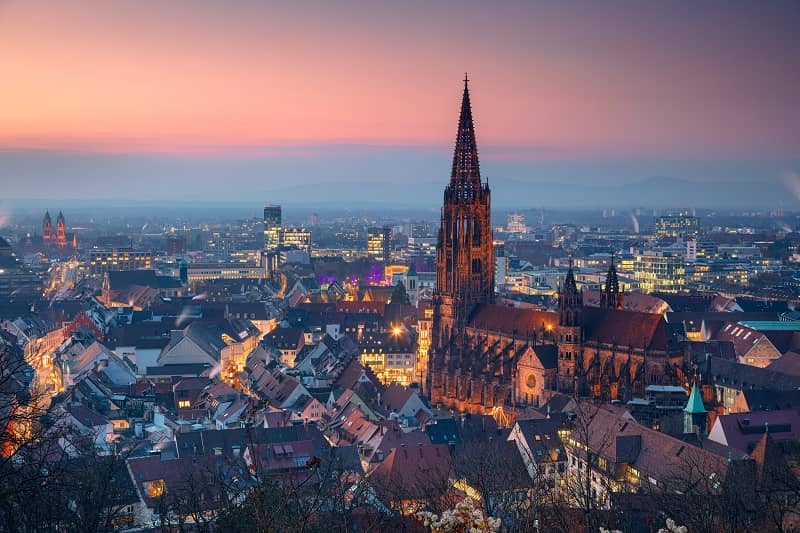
513,417 -> 566,464
714,322 -> 769,358
572,404 -> 729,485
739,389 -> 800,412
381,383 -> 415,412
371,443 -> 453,500
263,327 -> 304,350
703,356 -> 800,390
709,410 -> 800,453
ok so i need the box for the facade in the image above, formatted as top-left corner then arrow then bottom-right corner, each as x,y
556,259 -> 686,399
186,262 -> 265,282
562,403 -> 728,509
280,227 -> 312,253
263,204 -> 282,251
87,250 -> 153,277
634,250 -> 686,293
654,213 -> 700,238
367,226 -> 392,262
416,302 -> 433,388
360,332 -> 416,386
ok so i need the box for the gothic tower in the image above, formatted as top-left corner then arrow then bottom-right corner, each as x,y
429,76 -> 494,396
431,75 -> 494,351
43,211 -> 52,242
557,258 -> 583,392
599,254 -> 624,310
56,211 -> 67,247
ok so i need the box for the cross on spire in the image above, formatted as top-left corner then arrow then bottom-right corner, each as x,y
451,73 -> 481,184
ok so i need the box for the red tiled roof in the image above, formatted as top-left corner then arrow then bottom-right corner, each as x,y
583,307 -> 667,351
583,290 -> 669,315
381,383 -> 415,412
371,443 -> 453,500
468,303 -> 557,338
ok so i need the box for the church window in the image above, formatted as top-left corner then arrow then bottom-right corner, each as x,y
472,221 -> 481,246
472,259 -> 482,273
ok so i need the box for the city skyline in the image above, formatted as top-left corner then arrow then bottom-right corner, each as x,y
1,0 -> 799,206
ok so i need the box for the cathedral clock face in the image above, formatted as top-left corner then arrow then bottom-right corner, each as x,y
526,374 -> 537,390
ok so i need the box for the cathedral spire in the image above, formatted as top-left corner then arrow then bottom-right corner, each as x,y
600,252 -> 624,310
564,254 -> 578,294
451,73 -> 481,184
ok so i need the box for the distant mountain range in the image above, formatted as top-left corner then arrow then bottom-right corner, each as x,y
261,175 -> 796,209
5,175 -> 795,212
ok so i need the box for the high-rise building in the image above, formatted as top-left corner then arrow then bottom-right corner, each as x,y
367,226 -> 392,262
263,205 -> 282,251
494,241 -> 507,291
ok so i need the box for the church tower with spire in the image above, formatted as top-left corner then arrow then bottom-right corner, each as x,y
599,254 -> 624,310
429,75 -> 494,399
56,211 -> 67,247
431,75 -> 494,353
43,211 -> 52,243
558,258 -> 583,392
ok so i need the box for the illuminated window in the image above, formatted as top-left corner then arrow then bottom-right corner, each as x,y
147,479 -> 166,498
177,400 -> 191,409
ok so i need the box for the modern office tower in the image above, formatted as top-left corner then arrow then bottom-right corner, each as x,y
367,226 -> 392,262
634,250 -> 686,293
263,204 -> 282,251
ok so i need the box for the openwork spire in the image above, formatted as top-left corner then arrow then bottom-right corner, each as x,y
605,254 -> 620,295
600,253 -> 624,310
563,255 -> 578,294
451,73 -> 481,183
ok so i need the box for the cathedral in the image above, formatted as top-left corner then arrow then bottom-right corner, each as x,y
43,210 -> 76,248
426,78 -> 686,416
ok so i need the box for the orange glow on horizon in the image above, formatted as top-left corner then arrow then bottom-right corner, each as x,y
0,1 -> 797,159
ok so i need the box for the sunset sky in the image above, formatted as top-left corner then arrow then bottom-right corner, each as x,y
1,0 -> 799,205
